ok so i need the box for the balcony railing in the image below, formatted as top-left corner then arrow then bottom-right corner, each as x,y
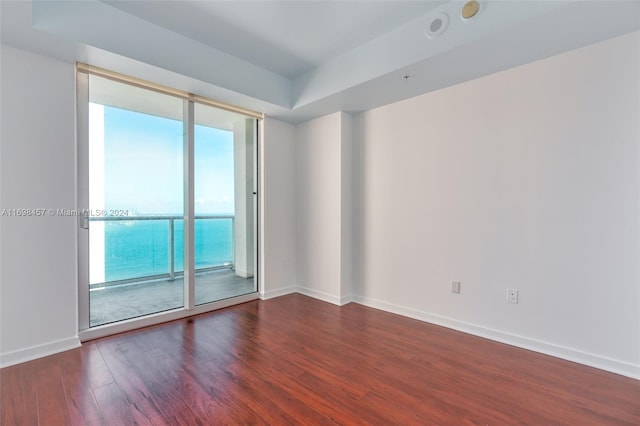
88,215 -> 234,289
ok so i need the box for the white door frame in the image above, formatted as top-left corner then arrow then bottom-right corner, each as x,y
76,70 -> 261,342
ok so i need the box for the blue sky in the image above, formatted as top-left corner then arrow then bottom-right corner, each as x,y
102,106 -> 235,215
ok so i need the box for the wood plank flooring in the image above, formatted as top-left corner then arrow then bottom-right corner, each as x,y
2,294 -> 639,425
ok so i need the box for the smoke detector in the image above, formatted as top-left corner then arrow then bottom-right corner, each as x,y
425,13 -> 449,39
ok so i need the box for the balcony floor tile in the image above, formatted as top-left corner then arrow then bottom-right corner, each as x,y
89,269 -> 255,327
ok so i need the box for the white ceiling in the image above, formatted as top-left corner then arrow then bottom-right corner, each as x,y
105,0 -> 445,77
1,1 -> 639,123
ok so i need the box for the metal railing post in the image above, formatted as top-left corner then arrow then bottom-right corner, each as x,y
169,218 -> 175,281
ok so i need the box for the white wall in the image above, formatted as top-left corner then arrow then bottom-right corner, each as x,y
260,118 -> 297,298
295,112 -> 352,304
0,48 -> 299,364
2,31 -> 638,380
340,114 -> 353,301
0,46 -> 80,366
351,32 -> 640,378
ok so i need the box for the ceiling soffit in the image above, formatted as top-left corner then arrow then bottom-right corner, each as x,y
15,1 -> 640,122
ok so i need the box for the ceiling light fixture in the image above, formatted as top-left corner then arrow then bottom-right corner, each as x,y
461,1 -> 480,20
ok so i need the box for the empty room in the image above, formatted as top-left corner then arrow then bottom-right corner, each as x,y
1,0 -> 639,424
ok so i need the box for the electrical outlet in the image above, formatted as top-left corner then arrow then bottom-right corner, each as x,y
507,288 -> 519,304
451,281 -> 461,294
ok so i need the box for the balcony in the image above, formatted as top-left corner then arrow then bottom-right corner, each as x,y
88,215 -> 255,327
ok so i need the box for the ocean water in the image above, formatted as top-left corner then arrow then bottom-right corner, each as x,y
103,218 -> 233,282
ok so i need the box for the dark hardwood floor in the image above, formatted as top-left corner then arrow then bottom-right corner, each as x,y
2,294 -> 639,425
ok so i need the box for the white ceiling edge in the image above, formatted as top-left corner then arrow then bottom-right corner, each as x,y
31,0 -> 293,108
2,1 -> 639,125
277,1 -> 640,123
292,0 -> 571,108
101,0 -> 448,78
0,2 -> 292,118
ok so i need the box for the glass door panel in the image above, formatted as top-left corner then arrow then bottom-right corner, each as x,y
87,75 -> 184,327
193,103 -> 257,305
78,66 -> 260,337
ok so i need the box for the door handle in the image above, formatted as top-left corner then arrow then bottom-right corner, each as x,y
79,213 -> 89,230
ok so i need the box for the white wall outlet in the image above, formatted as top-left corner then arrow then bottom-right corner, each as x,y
451,281 -> 461,294
507,288 -> 519,304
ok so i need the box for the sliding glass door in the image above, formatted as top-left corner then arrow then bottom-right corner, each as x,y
194,103 -> 256,306
77,69 -> 259,336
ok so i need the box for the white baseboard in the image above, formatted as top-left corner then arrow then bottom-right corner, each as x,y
5,293 -> 635,380
353,295 -> 640,380
297,286 -> 344,306
0,336 -> 81,369
262,286 -> 352,305
260,285 -> 297,300
339,294 -> 354,306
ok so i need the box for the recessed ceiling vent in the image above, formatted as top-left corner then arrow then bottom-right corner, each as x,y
425,13 -> 449,39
